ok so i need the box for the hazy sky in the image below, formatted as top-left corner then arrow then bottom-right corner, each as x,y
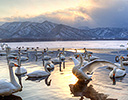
0,0 -> 128,28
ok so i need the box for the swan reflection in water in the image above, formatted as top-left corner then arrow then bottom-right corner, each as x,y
26,75 -> 52,86
69,80 -> 117,100
0,95 -> 22,100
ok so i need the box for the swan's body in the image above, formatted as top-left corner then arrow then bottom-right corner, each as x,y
109,56 -> 126,78
0,52 -> 6,56
43,55 -> 51,60
27,70 -> 49,78
0,63 -> 21,96
109,68 -> 126,78
27,62 -> 51,78
20,56 -> 28,61
122,61 -> 128,65
60,53 -> 65,61
60,48 -> 66,60
42,50 -> 51,61
15,67 -> 27,76
84,55 -> 99,61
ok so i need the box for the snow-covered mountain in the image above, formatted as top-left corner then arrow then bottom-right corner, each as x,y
0,21 -> 128,41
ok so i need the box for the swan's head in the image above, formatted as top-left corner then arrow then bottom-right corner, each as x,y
74,49 -> 77,52
58,52 -> 62,57
76,54 -> 83,59
36,47 -> 39,49
75,54 -> 80,59
9,63 -> 20,68
87,54 -> 92,57
119,56 -> 124,60
44,49 -> 46,52
83,48 -> 86,50
27,47 -> 29,50
62,48 -> 65,51
57,49 -> 60,51
31,47 -> 34,50
14,57 -> 19,60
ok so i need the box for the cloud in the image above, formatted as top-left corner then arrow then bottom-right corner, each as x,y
0,0 -> 128,28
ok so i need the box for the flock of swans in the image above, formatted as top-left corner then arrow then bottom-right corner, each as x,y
0,43 -> 127,98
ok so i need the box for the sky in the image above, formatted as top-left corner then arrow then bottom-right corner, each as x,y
0,0 -> 128,28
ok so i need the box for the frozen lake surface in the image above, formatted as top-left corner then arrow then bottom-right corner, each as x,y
2,40 -> 128,49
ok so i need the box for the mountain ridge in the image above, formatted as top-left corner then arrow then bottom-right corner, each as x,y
0,20 -> 128,42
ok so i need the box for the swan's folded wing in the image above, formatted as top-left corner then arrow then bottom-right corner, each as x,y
80,59 -> 117,74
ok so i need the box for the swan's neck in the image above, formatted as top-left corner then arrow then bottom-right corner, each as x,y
80,56 -> 83,67
88,55 -> 90,62
58,53 -> 61,60
26,51 -> 29,58
120,58 -> 125,70
44,64 -> 50,74
47,48 -> 48,51
76,55 -> 83,69
62,48 -> 64,53
9,66 -> 20,87
6,49 -> 10,66
72,57 -> 79,66
75,49 -> 77,53
18,51 -> 21,66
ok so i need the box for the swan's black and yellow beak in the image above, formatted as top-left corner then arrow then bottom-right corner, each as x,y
14,63 -> 20,67
76,55 -> 79,59
113,73 -> 115,79
113,73 -> 116,85
14,57 -> 18,60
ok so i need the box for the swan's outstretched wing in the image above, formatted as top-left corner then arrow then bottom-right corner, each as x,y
80,59 -> 117,74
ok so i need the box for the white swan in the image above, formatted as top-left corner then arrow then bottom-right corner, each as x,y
51,52 -> 62,64
72,54 -> 122,80
27,62 -> 51,78
74,49 -> 81,57
76,53 -> 92,66
72,54 -> 92,80
15,57 -> 27,76
83,48 -> 99,61
46,47 -> 54,54
0,63 -> 21,96
109,56 -> 126,78
35,49 -> 42,56
15,50 -> 27,75
0,45 -> 10,56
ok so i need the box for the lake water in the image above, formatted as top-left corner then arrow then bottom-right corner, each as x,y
0,40 -> 128,100
2,40 -> 128,49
